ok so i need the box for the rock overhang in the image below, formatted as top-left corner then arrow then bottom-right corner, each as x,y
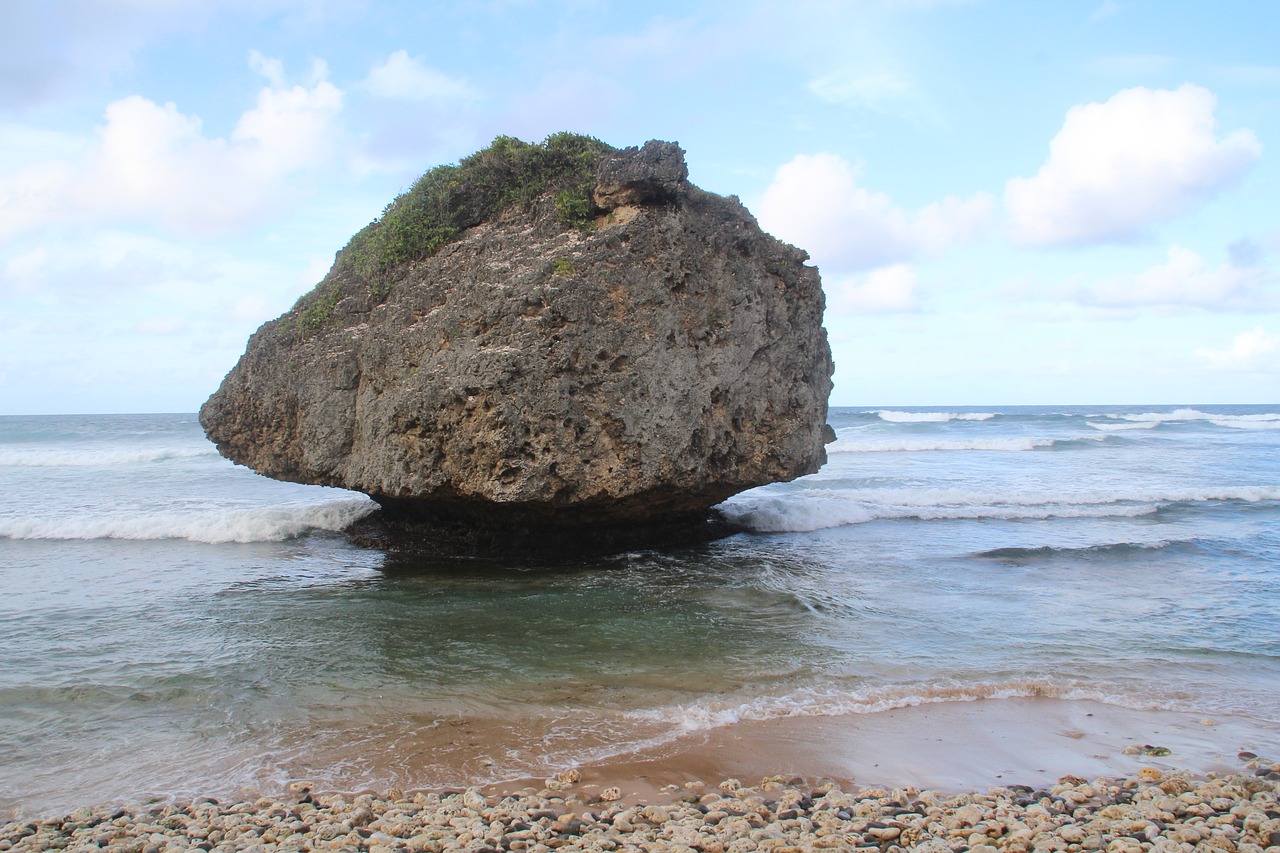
200,135 -> 834,557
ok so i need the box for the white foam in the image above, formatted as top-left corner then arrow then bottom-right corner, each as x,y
626,678 -> 1172,732
828,436 -> 1097,453
1110,409 -> 1280,427
1210,418 -> 1280,430
720,485 -> 1280,533
0,498 -> 376,543
872,410 -> 997,423
1086,421 -> 1157,431
0,446 -> 217,467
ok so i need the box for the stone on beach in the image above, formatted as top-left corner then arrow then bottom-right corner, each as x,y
5,771 -> 1280,853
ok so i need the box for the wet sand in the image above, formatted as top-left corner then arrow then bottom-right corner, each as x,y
6,698 -> 1280,852
496,698 -> 1280,805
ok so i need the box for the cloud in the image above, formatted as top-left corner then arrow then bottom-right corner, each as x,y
1,231 -> 222,303
1089,0 -> 1122,22
0,0 -> 188,108
363,50 -> 477,101
1195,327 -> 1280,372
757,152 -> 993,274
1079,244 -> 1273,310
1005,84 -> 1261,247
0,55 -> 343,240
808,71 -> 914,112
826,264 -> 920,314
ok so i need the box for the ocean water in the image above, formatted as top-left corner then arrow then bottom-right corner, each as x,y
1,406 -> 1278,814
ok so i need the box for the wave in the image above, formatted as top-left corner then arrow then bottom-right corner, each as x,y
1092,409 -> 1280,429
1210,418 -> 1280,430
0,446 -> 218,467
1086,421 -> 1157,431
0,498 -> 376,543
976,540 -> 1192,560
626,678 -> 1181,732
871,410 -> 997,423
828,435 -> 1109,453
720,485 -> 1280,533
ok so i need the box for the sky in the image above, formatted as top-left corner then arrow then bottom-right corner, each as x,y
2,0 -> 1278,413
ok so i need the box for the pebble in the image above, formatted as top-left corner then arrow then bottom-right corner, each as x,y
4,770 -> 1279,853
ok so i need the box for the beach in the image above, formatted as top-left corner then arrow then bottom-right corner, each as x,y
5,715 -> 1279,852
5,697 -> 1280,850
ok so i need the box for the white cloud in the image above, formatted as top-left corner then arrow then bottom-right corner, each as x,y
757,152 -> 993,274
827,264 -> 920,314
1005,84 -> 1261,247
364,50 -> 476,101
1195,327 -> 1280,372
808,71 -> 914,111
1081,245 -> 1272,309
0,55 -> 343,240
1,232 -> 214,300
248,49 -> 286,89
1089,0 -> 1122,22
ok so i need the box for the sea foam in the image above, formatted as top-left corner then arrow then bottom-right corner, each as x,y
720,485 -> 1280,533
0,446 -> 218,467
0,498 -> 376,543
626,678 -> 1180,733
831,436 -> 1052,453
1100,409 -> 1280,428
872,410 -> 997,423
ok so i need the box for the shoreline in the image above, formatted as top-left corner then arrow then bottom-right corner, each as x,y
557,698 -> 1280,803
4,698 -> 1279,850
5,768 -> 1277,852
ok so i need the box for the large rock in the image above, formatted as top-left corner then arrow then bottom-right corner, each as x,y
201,138 -> 833,556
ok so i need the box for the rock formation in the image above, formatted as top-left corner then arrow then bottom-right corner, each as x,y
201,135 -> 833,556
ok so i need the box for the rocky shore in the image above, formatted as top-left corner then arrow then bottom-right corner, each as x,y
6,766 -> 1279,853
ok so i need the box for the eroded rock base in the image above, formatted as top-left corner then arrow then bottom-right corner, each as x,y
347,498 -> 746,559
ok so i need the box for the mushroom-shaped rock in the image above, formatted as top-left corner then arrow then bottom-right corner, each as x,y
200,135 -> 833,556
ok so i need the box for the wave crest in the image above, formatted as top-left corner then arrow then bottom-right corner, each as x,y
0,447 -> 218,467
872,410 -> 997,423
828,436 -> 1106,453
720,485 -> 1280,533
0,498 -> 376,543
1092,409 -> 1280,429
626,679 -> 1176,732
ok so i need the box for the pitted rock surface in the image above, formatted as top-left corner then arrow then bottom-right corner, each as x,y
200,140 -> 833,555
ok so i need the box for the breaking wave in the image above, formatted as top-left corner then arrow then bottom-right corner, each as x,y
0,498 -> 376,543
828,435 -> 1110,453
976,540 -> 1197,560
872,410 -> 997,423
1091,409 -> 1280,429
720,486 -> 1280,533
626,678 -> 1183,732
0,446 -> 218,467
1086,421 -> 1157,431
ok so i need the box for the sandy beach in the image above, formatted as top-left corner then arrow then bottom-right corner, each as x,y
570,698 -> 1280,802
5,698 -> 1279,851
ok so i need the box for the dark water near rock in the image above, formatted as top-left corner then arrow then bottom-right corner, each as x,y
2,407 -> 1278,814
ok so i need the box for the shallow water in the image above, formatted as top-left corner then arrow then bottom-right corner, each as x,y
1,406 -> 1278,814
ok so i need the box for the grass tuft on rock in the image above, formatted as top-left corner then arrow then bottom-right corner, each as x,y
339,132 -> 615,287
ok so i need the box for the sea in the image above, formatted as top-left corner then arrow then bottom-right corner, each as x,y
2,405 -> 1278,815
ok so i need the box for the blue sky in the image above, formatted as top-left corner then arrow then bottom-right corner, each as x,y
2,0 -> 1278,413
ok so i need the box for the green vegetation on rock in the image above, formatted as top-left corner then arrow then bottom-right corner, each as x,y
297,283 -> 341,334
340,132 -> 615,286
552,257 -> 579,276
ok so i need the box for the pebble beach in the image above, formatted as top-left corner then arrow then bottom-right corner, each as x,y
6,764 -> 1280,853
